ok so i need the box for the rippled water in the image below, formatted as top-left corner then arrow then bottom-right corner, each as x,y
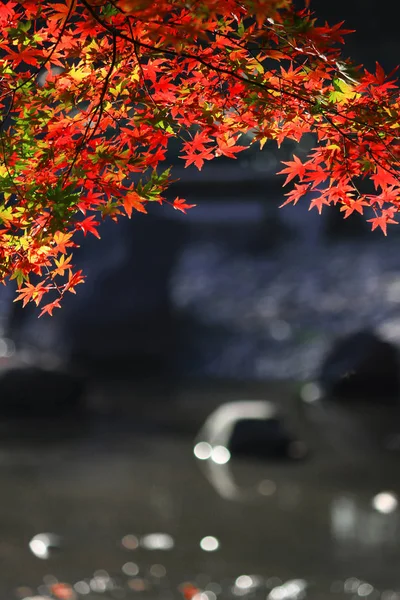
2,395 -> 400,600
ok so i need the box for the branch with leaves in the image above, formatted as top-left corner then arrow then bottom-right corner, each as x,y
0,0 -> 399,315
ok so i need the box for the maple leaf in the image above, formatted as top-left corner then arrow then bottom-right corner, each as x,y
14,282 -> 52,307
14,283 -> 39,308
123,191 -> 148,218
179,146 -> 214,170
64,269 -> 85,294
371,166 -> 400,190
277,155 -> 307,186
279,183 -> 311,207
304,167 -> 328,188
180,132 -> 215,170
3,47 -> 41,67
0,1 -> 16,24
375,62 -> 386,85
48,2 -> 75,23
53,231 -> 75,254
39,298 -> 62,318
20,1 -> 38,18
53,253 -> 73,277
172,197 -> 196,214
366,185 -> 400,209
215,136 -> 247,159
367,213 -> 398,236
340,197 -> 368,218
77,216 -> 101,238
308,194 -> 331,214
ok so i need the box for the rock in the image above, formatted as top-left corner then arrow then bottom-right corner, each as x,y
298,329 -> 400,458
229,417 -> 306,460
196,400 -> 308,462
0,363 -> 87,419
318,328 -> 400,401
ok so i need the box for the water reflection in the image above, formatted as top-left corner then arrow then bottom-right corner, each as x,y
29,533 -> 61,560
51,582 -> 76,600
330,493 -> 400,554
122,562 -> 139,576
199,536 -> 219,552
193,399 -> 305,502
233,575 -> 261,595
5,400 -> 400,598
268,579 -> 307,600
140,533 -> 175,550
89,571 -> 112,593
73,581 -> 90,595
121,534 -> 139,550
149,564 -> 167,578
194,400 -> 283,501
372,491 -> 398,514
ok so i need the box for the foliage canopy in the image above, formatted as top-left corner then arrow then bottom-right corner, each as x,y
0,0 -> 399,314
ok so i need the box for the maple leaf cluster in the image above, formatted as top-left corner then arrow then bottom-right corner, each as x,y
0,0 -> 399,314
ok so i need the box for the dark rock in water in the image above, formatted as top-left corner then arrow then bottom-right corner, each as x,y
0,364 -> 87,418
306,329 -> 400,458
319,329 -> 400,402
229,417 -> 307,460
196,400 -> 308,464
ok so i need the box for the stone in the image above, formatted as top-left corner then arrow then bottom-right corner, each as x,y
196,400 -> 308,462
229,417 -> 304,460
0,363 -> 87,419
318,328 -> 400,401
299,329 -> 400,458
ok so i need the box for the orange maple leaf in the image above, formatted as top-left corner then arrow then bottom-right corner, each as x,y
123,191 -> 148,218
39,298 -> 62,318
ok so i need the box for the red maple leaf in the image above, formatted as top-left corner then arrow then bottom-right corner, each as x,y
172,197 -> 196,214
215,136 -> 247,159
180,132 -> 215,170
76,216 -> 101,238
64,269 -> 85,294
367,212 -> 398,235
180,146 -> 214,170
371,166 -> 400,190
279,183 -> 311,207
340,197 -> 368,218
308,194 -> 331,214
277,155 -> 307,186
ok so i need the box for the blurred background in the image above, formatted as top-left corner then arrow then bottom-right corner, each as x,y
1,1 -> 400,598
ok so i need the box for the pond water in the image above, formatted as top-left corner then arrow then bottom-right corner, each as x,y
1,379 -> 400,600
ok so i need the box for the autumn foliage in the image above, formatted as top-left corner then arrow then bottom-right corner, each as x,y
0,0 -> 399,314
